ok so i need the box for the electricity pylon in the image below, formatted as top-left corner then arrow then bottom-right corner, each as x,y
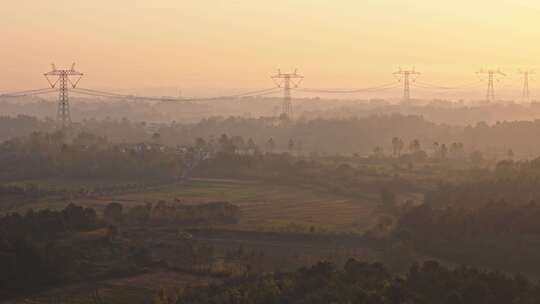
393,68 -> 420,102
519,69 -> 534,102
44,63 -> 83,130
271,69 -> 303,119
477,68 -> 505,102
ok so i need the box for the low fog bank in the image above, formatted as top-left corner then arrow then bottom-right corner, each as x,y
2,95 -> 540,126
2,112 -> 540,160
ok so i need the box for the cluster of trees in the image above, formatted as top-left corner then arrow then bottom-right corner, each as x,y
193,134 -> 261,155
178,259 -> 540,304
0,180 -> 185,209
0,115 -> 55,142
96,115 -> 540,158
194,152 -> 420,199
5,114 -> 540,157
0,199 -> 237,299
425,157 -> 540,209
0,204 -> 102,295
0,184 -> 55,201
190,134 -> 301,156
156,115 -> 458,156
304,100 -> 540,126
375,137 -> 469,161
397,201 -> 540,274
106,201 -> 240,226
0,131 -> 186,182
152,201 -> 240,225
400,200 -> 540,239
382,157 -> 540,274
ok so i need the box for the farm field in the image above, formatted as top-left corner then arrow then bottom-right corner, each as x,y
2,178 -> 380,231
4,178 -> 142,191
112,178 -> 378,230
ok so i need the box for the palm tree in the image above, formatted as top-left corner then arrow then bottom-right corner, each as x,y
288,139 -> 295,154
507,149 -> 514,160
266,138 -> 276,154
246,138 -> 257,155
152,132 -> 161,144
440,144 -> 448,159
409,139 -> 421,154
392,137 -> 400,157
392,137 -> 404,157
373,146 -> 385,158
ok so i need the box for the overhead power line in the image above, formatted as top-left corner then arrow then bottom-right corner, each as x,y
413,81 -> 484,90
294,82 -> 399,94
3,63 -> 538,125
0,88 -> 56,98
70,87 -> 281,102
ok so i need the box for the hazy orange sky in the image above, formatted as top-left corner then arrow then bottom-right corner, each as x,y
1,0 -> 539,95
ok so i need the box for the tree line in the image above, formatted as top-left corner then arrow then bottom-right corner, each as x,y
4,114 -> 540,157
425,157 -> 540,209
0,131 -> 187,182
178,259 -> 540,304
397,200 -> 540,275
0,204 -> 102,295
108,200 -> 241,226
0,199 -> 241,299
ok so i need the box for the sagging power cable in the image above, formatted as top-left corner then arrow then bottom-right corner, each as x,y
294,82 -> 399,94
413,81 -> 484,90
70,87 -> 281,102
0,88 -> 56,98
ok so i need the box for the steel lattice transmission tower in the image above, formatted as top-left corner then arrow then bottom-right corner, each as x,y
44,63 -> 83,129
477,68 -> 505,102
271,69 -> 303,119
393,68 -> 420,102
519,69 -> 534,101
